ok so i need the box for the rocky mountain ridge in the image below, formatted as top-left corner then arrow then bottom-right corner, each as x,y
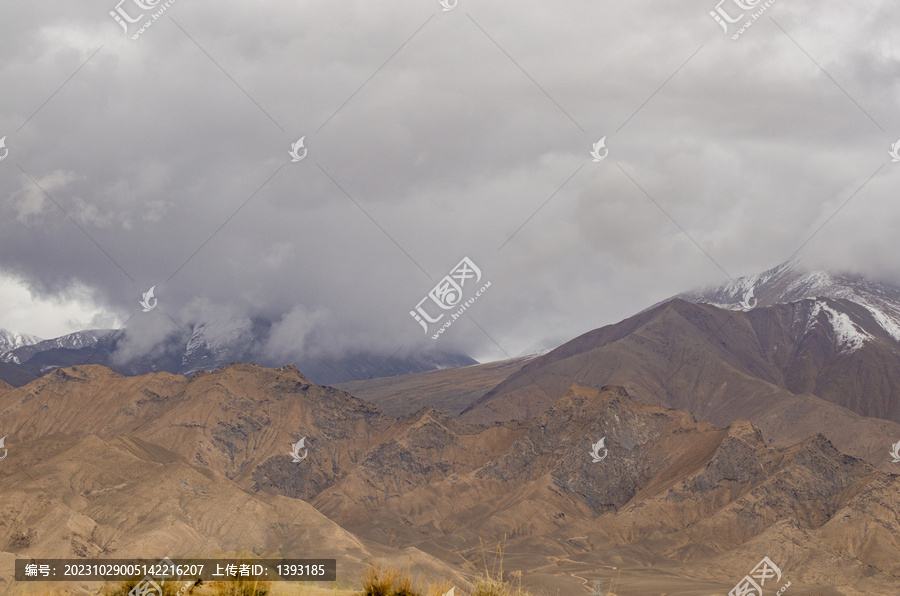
2,366 -> 899,593
674,259 -> 900,344
0,329 -> 42,355
0,321 -> 476,387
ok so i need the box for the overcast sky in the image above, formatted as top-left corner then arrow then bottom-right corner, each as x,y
1,0 -> 898,362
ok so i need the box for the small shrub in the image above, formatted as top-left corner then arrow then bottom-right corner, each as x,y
100,579 -> 182,596
360,564 -> 422,596
472,579 -> 507,596
357,552 -> 532,596
211,578 -> 272,596
472,541 -> 531,596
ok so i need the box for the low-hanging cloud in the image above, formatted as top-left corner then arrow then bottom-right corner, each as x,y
0,0 -> 898,365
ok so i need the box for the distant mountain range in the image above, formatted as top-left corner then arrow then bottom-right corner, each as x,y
4,258 -> 900,397
672,258 -> 900,343
0,329 -> 42,355
456,261 -> 900,417
2,365 -> 898,593
4,259 -> 900,591
0,319 -> 476,387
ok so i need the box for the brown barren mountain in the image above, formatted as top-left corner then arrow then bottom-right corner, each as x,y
0,433 -> 465,595
3,363 -> 900,594
459,299 -> 900,471
0,363 -> 393,499
316,383 -> 900,593
334,356 -> 531,417
464,299 -> 900,422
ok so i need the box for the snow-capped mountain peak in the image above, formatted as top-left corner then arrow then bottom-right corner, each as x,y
805,299 -> 874,354
0,329 -> 43,357
181,317 -> 255,374
0,329 -> 115,364
677,260 -> 900,345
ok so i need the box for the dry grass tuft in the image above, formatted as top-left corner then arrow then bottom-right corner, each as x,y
210,578 -> 272,596
99,580 -> 184,596
471,540 -> 531,596
360,562 -> 454,596
361,564 -> 419,596
357,542 -> 533,596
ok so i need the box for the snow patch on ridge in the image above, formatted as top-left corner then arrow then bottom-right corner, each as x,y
0,329 -> 43,356
808,300 -> 873,353
1,329 -> 113,364
862,305 -> 900,343
678,259 -> 900,347
183,318 -> 253,365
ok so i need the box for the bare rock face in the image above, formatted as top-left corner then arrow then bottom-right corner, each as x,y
2,366 -> 900,594
0,322 -> 477,387
312,383 -> 900,592
456,298 -> 900,476
0,432 -> 417,596
464,296 -> 900,424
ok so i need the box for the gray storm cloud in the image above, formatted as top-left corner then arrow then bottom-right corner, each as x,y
0,0 -> 898,363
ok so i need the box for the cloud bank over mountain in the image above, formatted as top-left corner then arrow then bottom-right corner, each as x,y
1,0 -> 899,363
